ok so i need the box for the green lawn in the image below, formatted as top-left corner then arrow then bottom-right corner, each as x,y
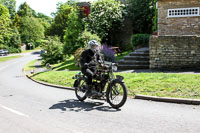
52,56 -> 80,71
24,59 -> 38,71
31,71 -> 200,99
0,55 -> 22,62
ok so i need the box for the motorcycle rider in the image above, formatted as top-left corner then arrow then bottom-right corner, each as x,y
80,40 -> 103,95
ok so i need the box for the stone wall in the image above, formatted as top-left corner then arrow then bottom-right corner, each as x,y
150,35 -> 200,69
158,0 -> 200,36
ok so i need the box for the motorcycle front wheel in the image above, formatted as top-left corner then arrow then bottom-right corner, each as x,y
74,77 -> 87,101
106,80 -> 127,109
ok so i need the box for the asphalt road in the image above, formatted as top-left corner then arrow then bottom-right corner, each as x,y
0,52 -> 200,133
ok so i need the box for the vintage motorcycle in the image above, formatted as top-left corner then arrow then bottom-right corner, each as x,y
73,61 -> 127,109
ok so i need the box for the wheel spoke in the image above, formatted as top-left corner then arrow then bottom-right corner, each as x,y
109,83 -> 124,105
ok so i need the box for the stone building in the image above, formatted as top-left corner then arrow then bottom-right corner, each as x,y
150,0 -> 200,70
158,0 -> 200,36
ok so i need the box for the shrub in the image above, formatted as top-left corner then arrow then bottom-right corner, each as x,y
77,30 -> 101,49
127,0 -> 156,34
131,34 -> 150,48
100,45 -> 116,62
63,7 -> 84,55
86,0 -> 125,43
41,36 -> 65,64
73,47 -> 85,67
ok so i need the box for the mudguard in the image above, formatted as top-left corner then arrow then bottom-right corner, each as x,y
116,75 -> 124,82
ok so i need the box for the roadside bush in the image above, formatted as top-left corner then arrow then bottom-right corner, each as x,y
3,46 -> 21,53
131,34 -> 150,48
63,7 -> 84,55
41,36 -> 65,64
7,47 -> 21,53
86,0 -> 125,43
100,45 -> 116,62
77,30 -> 101,48
73,47 -> 85,67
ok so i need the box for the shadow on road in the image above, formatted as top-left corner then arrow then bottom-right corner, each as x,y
49,99 -> 121,112
31,51 -> 41,55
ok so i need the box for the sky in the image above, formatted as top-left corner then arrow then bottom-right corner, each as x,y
16,0 -> 94,17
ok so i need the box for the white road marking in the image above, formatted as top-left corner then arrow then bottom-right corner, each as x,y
0,104 -> 29,118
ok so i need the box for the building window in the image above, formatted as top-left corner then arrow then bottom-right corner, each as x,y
168,7 -> 200,18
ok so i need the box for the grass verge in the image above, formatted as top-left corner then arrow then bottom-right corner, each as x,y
31,71 -> 200,99
52,56 -> 80,71
0,55 -> 22,62
24,59 -> 38,71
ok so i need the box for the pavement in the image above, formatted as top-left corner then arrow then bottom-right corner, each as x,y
24,59 -> 200,105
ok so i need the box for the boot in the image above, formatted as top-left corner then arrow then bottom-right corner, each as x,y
85,85 -> 92,97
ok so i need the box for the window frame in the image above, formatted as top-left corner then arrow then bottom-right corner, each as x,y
167,7 -> 200,18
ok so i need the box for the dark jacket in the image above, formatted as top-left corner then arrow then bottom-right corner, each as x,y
80,49 -> 101,70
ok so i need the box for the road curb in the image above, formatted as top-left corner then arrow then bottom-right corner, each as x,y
23,68 -> 200,105
23,69 -> 74,91
135,94 -> 200,105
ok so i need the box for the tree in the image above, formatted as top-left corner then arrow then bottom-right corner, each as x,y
19,16 -> 44,44
63,8 -> 84,55
36,13 -> 53,37
47,3 -> 73,42
0,0 -> 16,19
8,27 -> 21,49
41,36 -> 65,64
86,0 -> 125,44
127,0 -> 156,34
12,13 -> 20,29
0,4 -> 12,48
17,2 -> 36,17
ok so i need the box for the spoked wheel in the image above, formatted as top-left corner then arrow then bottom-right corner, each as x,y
75,77 -> 87,101
106,80 -> 127,109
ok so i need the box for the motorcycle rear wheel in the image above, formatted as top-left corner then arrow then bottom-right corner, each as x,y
75,77 -> 87,101
106,80 -> 127,109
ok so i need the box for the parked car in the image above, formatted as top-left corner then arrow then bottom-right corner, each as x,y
0,49 -> 9,56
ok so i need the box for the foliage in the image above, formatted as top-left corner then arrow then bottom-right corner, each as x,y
127,0 -> 156,34
19,16 -> 44,44
12,13 -> 20,29
73,47 -> 85,67
86,0 -> 125,43
63,8 -> 84,55
17,2 -> 37,17
6,46 -> 21,53
152,0 -> 158,33
48,3 -> 74,41
100,45 -> 116,62
41,36 -> 65,64
36,13 -> 53,36
8,27 -> 21,48
0,3 -> 12,48
77,30 -> 101,49
131,34 -> 150,48
0,0 -> 16,19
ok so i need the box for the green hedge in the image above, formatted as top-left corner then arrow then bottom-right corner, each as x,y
131,34 -> 150,48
